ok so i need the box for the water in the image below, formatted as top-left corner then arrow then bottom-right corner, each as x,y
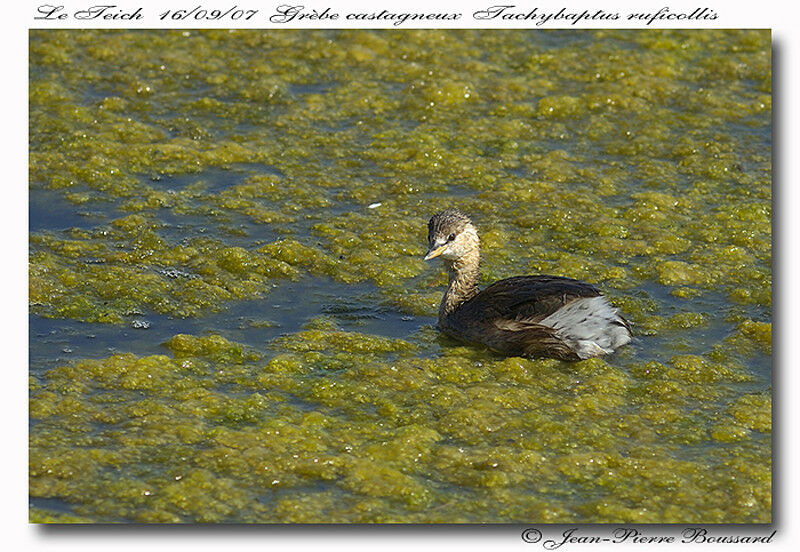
30,276 -> 432,376
29,29 -> 771,524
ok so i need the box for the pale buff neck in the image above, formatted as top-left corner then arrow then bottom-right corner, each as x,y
439,248 -> 481,321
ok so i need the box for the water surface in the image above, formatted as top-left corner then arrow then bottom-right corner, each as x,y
29,29 -> 771,523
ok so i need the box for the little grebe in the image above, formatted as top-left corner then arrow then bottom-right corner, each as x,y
424,209 -> 631,361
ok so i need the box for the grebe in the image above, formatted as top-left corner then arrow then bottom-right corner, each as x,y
424,209 -> 631,361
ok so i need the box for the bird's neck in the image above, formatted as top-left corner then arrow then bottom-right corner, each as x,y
440,250 -> 481,320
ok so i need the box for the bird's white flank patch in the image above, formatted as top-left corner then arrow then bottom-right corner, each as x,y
540,296 -> 631,359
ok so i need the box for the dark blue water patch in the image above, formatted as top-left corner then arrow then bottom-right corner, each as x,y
206,163 -> 285,193
289,82 -> 338,96
155,203 -> 280,248
639,281 -> 769,324
721,118 -> 772,155
146,162 -> 284,193
30,314 -> 164,376
505,165 -> 534,179
626,283 -> 771,385
29,188 -> 110,233
313,117 -> 361,134
29,496 -> 80,518
677,430 -> 772,468
29,276 -> 434,376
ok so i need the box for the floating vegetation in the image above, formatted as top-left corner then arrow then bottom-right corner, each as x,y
29,29 -> 771,523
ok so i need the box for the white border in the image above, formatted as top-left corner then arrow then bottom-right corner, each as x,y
7,1 -> 798,550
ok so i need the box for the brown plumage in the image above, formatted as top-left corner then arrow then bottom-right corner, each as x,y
424,209 -> 631,361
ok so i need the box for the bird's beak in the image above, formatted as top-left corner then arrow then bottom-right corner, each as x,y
424,244 -> 446,261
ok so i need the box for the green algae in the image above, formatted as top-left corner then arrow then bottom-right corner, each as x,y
30,29 -> 770,523
165,334 -> 262,364
30,335 -> 770,523
30,29 -> 771,324
272,326 -> 417,355
730,393 -> 772,433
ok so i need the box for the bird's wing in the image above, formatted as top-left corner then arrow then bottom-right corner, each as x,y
454,275 -> 603,324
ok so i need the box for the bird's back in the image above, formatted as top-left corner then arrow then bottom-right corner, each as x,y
440,275 -> 630,360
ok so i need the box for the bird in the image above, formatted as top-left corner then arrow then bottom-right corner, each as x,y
424,208 -> 631,361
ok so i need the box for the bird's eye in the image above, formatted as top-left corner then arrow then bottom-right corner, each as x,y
447,233 -> 456,242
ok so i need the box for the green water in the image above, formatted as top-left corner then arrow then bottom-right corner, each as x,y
29,29 -> 771,523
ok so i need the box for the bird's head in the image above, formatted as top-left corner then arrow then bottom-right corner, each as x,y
424,208 -> 480,263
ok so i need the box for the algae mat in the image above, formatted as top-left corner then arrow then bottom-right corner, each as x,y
29,30 -> 771,523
